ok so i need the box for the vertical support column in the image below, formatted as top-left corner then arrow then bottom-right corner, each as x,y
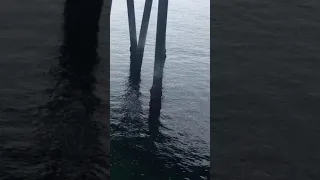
137,0 -> 153,58
152,0 -> 169,88
126,0 -> 137,53
149,0 -> 168,127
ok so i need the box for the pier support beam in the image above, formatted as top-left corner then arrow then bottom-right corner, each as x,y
123,0 -> 168,84
137,0 -> 153,58
149,0 -> 168,128
126,0 -> 137,53
151,0 -> 169,89
126,0 -> 154,71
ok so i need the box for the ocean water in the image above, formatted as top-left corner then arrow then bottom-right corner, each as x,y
110,0 -> 210,179
211,1 -> 320,179
0,1 -> 109,179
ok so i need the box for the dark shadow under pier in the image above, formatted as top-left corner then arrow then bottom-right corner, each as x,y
38,0 -> 109,179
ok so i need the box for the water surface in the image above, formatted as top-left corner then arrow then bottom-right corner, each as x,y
211,1 -> 320,179
111,0 -> 210,179
0,1 -> 109,179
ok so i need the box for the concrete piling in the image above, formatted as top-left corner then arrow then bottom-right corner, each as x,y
126,0 -> 138,53
152,0 -> 168,88
122,0 -> 169,89
137,0 -> 153,58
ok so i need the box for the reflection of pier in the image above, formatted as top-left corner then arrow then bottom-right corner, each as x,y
148,76 -> 163,138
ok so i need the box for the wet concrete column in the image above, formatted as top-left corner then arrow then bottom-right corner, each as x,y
137,0 -> 154,60
126,0 -> 137,54
152,0 -> 168,88
148,0 -> 168,133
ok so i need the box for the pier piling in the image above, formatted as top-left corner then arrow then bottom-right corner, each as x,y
117,0 -> 169,90
152,0 -> 168,88
126,0 -> 138,53
137,0 -> 153,58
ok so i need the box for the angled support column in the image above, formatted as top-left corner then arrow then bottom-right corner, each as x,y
137,0 -> 153,57
152,0 -> 169,88
134,0 -> 154,70
126,0 -> 137,53
128,0 -> 154,71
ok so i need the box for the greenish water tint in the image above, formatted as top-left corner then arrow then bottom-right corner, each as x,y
111,0 -> 210,179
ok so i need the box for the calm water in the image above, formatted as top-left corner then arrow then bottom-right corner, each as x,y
110,0 -> 210,179
0,1 -> 109,179
212,1 -> 320,179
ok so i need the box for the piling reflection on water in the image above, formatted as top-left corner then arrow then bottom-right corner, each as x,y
111,54 -> 209,179
37,0 -> 109,179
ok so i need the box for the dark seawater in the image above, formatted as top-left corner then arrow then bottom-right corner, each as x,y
212,1 -> 320,179
0,1 -> 109,179
110,0 -> 210,179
